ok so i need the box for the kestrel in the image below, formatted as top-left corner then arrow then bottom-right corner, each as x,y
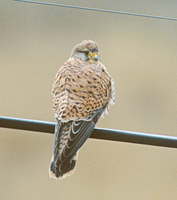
49,40 -> 115,179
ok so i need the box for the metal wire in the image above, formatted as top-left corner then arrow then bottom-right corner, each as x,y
0,116 -> 177,149
14,0 -> 177,22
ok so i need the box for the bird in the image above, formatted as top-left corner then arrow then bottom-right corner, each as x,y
49,40 -> 115,179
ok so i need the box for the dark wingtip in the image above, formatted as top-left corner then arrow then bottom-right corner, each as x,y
49,158 -> 76,180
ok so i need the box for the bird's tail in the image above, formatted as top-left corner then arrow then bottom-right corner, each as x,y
49,107 -> 105,180
49,151 -> 79,180
49,121 -> 79,179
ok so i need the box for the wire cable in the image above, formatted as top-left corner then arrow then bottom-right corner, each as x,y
0,116 -> 177,149
14,0 -> 177,22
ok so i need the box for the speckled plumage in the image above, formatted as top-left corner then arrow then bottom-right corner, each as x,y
49,40 -> 115,179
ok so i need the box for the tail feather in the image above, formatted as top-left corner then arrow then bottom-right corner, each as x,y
49,153 -> 77,179
49,107 -> 104,179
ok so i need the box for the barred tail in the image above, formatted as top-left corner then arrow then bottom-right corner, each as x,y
49,152 -> 78,179
49,120 -> 79,179
49,107 -> 104,180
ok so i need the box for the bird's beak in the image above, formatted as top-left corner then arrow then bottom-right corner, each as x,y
91,52 -> 99,61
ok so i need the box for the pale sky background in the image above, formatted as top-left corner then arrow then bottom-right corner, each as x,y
0,1 -> 177,200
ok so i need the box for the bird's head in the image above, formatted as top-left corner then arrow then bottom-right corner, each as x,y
70,40 -> 100,62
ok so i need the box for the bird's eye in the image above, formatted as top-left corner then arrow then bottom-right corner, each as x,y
84,51 -> 90,56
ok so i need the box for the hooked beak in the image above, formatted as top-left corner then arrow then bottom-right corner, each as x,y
91,52 -> 99,61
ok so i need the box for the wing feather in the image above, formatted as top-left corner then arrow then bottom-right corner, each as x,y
50,108 -> 104,178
